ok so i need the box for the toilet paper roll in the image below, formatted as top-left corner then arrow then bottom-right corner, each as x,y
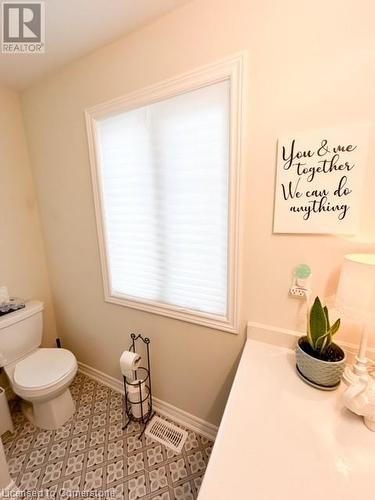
127,380 -> 146,403
127,379 -> 150,418
120,350 -> 141,377
131,399 -> 150,419
0,286 -> 9,305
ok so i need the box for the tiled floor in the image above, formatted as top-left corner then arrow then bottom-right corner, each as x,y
3,373 -> 213,499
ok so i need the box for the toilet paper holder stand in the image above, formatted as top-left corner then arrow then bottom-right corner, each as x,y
122,333 -> 155,439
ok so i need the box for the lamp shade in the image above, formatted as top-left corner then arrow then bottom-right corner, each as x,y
335,254 -> 375,324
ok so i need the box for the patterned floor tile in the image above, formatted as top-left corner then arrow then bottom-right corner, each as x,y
187,452 -> 206,474
105,481 -> 124,500
65,453 -> 84,475
127,452 -> 144,475
174,480 -> 195,500
169,458 -> 188,483
3,373 -> 213,499
106,459 -> 124,484
150,492 -> 170,500
87,446 -> 104,467
84,465 -> 103,490
128,473 -> 147,500
149,466 -> 168,493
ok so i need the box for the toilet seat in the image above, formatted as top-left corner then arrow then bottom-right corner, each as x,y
13,348 -> 77,399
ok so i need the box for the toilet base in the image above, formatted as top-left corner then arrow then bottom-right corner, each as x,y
22,389 -> 75,430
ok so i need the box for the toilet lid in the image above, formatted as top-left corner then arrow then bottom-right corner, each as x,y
14,348 -> 77,389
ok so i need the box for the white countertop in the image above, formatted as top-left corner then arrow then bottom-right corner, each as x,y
198,334 -> 375,500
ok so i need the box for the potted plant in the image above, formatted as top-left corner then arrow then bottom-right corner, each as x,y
296,296 -> 346,389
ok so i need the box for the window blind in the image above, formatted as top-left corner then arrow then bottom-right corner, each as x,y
97,80 -> 230,317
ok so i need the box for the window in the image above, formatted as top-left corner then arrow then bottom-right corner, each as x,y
86,55 -> 243,332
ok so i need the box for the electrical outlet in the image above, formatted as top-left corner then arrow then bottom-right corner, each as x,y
290,264 -> 312,300
289,286 -> 307,298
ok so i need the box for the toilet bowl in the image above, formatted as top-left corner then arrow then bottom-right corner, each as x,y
5,348 -> 78,429
0,301 -> 78,430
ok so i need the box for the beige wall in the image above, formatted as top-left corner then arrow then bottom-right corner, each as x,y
0,87 -> 57,353
21,0 -> 375,425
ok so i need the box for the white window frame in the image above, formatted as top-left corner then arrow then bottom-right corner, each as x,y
85,53 -> 244,333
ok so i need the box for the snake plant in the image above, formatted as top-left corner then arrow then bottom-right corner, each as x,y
307,296 -> 341,356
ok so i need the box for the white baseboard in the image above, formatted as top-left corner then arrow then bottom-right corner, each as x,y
78,362 -> 123,393
78,362 -> 218,441
151,397 -> 218,441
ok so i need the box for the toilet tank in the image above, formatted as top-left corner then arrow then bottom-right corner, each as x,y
0,301 -> 44,367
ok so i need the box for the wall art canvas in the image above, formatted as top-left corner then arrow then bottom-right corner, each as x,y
273,123 -> 369,234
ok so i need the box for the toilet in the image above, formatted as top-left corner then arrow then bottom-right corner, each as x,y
0,300 -> 77,430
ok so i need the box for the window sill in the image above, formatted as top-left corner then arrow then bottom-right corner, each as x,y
105,292 -> 239,334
